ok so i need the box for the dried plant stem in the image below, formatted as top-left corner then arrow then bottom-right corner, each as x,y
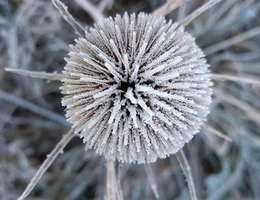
98,0 -> 114,11
52,0 -> 85,37
105,160 -> 117,200
5,68 -> 67,81
145,164 -> 160,199
75,0 -> 104,24
212,73 -> 260,86
203,124 -> 232,142
180,0 -> 224,26
153,0 -> 188,16
205,27 -> 260,55
0,90 -> 69,127
176,150 -> 197,200
18,129 -> 75,200
215,90 -> 260,124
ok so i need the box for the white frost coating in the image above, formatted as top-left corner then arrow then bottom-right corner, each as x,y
93,84 -> 118,99
141,56 -> 183,78
61,13 -> 212,163
124,87 -> 137,104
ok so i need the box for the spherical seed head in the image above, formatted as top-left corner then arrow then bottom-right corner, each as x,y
61,13 -> 212,164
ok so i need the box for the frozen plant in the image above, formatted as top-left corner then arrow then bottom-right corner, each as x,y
4,0 -> 260,200
61,13 -> 212,164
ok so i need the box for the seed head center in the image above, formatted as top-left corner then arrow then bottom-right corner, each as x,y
120,81 -> 136,93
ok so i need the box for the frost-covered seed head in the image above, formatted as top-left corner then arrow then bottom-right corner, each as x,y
61,13 -> 212,163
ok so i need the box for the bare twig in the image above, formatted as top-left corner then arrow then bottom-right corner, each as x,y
153,0 -> 188,16
205,27 -> 260,55
52,0 -> 85,37
145,164 -> 160,199
105,160 -> 117,200
180,0 -> 224,27
176,150 -> 197,200
18,129 -> 75,200
75,0 -> 104,24
0,90 -> 69,127
5,68 -> 67,81
203,124 -> 232,142
212,73 -> 260,86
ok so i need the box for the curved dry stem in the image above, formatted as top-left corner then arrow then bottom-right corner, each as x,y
203,124 -> 232,142
52,0 -> 85,37
180,0 -> 224,27
5,68 -> 67,81
205,27 -> 260,55
212,73 -> 260,87
176,150 -> 197,200
18,129 -> 75,200
153,0 -> 188,16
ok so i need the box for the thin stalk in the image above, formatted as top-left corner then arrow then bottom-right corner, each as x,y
205,27 -> 260,55
105,160 -> 117,200
5,68 -> 67,81
18,129 -> 75,200
52,0 -> 85,37
180,0 -> 224,27
212,73 -> 260,86
153,0 -> 188,16
203,124 -> 232,142
176,150 -> 197,200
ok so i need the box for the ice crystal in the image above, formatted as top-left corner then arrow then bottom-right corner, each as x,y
61,13 -> 212,163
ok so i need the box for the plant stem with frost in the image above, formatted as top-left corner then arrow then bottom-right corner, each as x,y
52,0 -> 85,37
203,124 -> 232,142
176,150 -> 197,200
5,68 -> 67,81
18,129 -> 75,200
205,27 -> 260,55
105,161 -> 117,200
180,0 -> 224,26
153,0 -> 188,16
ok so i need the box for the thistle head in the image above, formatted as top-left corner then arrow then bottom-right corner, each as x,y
61,13 -> 212,163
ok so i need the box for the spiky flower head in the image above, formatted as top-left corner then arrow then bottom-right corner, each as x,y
61,13 -> 212,164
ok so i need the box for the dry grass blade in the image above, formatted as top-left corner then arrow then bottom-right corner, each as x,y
105,161 -> 117,200
214,90 -> 260,125
52,0 -> 85,37
18,129 -> 75,200
145,164 -> 160,199
203,124 -> 232,142
205,27 -> 260,55
5,68 -> 67,81
153,0 -> 188,16
0,90 -> 69,127
212,73 -> 260,86
180,0 -> 224,26
75,0 -> 104,24
176,150 -> 197,200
